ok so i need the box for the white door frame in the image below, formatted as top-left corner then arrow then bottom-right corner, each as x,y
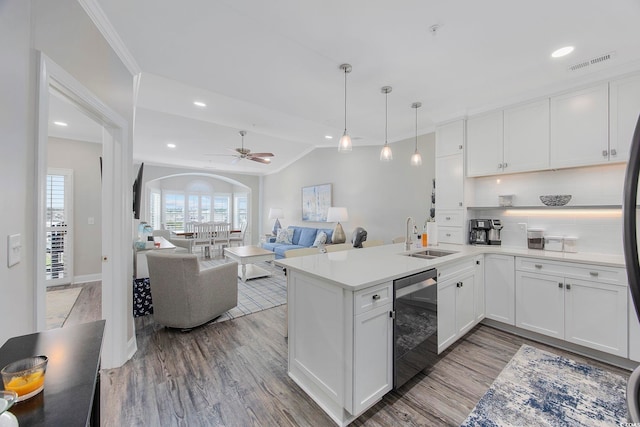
36,51 -> 133,368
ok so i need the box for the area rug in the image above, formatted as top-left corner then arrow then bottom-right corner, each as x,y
46,287 -> 82,329
199,258 -> 287,324
461,344 -> 628,427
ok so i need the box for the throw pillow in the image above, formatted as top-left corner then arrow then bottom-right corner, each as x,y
312,231 -> 327,247
275,228 -> 293,244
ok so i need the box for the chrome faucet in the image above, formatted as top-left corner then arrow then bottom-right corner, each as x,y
405,217 -> 415,251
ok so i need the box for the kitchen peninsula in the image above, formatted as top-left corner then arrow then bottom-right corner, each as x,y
277,243 -> 628,426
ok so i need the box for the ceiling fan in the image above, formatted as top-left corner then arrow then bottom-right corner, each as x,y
208,130 -> 274,165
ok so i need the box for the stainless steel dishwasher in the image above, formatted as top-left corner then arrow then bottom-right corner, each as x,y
393,268 -> 438,389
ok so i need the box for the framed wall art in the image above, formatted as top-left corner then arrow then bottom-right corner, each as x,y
301,183 -> 332,222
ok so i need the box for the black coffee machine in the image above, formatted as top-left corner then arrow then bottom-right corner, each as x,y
469,219 -> 502,245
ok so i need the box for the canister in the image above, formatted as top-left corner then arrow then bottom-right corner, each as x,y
544,236 -> 563,252
527,229 -> 544,249
563,237 -> 578,253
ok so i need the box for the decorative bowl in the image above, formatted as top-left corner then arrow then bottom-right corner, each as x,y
539,195 -> 572,206
1,356 -> 48,401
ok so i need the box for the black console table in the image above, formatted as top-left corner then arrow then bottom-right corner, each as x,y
0,320 -> 105,426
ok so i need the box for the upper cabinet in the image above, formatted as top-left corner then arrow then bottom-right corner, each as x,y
435,120 -> 465,157
503,99 -> 550,173
550,84 -> 609,169
466,111 -> 503,177
610,74 -> 640,163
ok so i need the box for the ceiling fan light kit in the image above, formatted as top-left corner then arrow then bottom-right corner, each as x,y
380,86 -> 393,162
338,63 -> 353,153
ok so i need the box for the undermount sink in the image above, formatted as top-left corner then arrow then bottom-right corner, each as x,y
405,249 -> 458,259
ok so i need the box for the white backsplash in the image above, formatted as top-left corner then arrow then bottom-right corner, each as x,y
468,163 -> 628,255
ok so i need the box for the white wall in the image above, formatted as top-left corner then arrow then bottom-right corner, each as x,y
262,134 -> 435,243
48,137 -> 102,280
468,163 -> 626,254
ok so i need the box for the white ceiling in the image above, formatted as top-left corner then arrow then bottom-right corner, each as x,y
56,0 -> 640,174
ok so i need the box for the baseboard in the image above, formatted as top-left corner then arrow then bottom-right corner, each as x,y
127,334 -> 138,361
73,273 -> 102,284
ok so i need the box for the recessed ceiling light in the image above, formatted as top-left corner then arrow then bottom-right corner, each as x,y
551,46 -> 574,58
324,135 -> 333,140
53,121 -> 68,127
167,143 -> 176,148
193,101 -> 207,107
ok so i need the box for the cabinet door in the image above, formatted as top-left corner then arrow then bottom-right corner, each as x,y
435,153 -> 463,209
503,99 -> 550,173
436,120 -> 465,157
629,289 -> 640,362
484,254 -> 515,325
437,277 -> 457,353
353,304 -> 393,414
550,84 -> 609,168
515,271 -> 564,339
564,278 -> 628,357
474,256 -> 485,322
466,110 -> 504,177
456,270 -> 476,337
610,74 -> 640,163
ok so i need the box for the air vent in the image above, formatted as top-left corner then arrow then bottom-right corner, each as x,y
568,51 -> 616,72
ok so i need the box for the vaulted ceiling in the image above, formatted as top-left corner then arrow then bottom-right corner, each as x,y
55,0 -> 640,174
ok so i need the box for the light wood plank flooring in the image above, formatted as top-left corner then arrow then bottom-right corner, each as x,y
61,281 -> 631,426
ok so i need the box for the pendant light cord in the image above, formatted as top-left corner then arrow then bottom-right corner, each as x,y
344,68 -> 348,133
385,91 -> 388,144
414,105 -> 418,150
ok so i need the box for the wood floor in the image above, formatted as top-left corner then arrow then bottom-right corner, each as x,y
62,282 -> 631,426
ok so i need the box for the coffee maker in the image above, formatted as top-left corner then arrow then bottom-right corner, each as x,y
469,219 -> 503,245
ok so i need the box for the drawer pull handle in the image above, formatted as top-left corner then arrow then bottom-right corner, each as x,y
602,149 -> 609,157
566,284 -> 572,290
446,233 -> 451,237
611,149 -> 617,156
445,216 -> 451,220
534,264 -> 543,269
372,294 -> 381,301
558,282 -> 563,289
456,281 -> 463,288
589,271 -> 599,277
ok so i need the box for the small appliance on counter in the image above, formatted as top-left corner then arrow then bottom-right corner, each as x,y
527,229 -> 544,249
469,219 -> 503,245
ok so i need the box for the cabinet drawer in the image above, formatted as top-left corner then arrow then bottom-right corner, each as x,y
435,210 -> 464,227
438,227 -> 464,244
354,282 -> 392,315
438,258 -> 476,282
515,257 -> 626,286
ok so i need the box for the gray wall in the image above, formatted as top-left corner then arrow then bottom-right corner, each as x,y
262,133 -> 435,244
48,137 -> 102,280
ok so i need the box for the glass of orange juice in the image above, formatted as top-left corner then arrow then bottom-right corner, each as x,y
1,356 -> 48,401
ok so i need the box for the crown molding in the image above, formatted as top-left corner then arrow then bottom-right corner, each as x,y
77,0 -> 142,75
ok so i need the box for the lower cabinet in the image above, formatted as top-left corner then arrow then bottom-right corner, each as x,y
353,303 -> 393,415
484,254 -> 515,325
515,257 -> 628,358
629,290 -> 640,362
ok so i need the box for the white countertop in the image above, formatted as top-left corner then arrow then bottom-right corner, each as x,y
275,243 -> 626,291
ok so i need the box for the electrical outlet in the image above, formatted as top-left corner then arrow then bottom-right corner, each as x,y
518,223 -> 527,231
7,234 -> 21,267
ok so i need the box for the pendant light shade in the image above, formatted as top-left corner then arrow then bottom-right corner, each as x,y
380,86 -> 393,162
338,64 -> 353,152
410,102 -> 423,166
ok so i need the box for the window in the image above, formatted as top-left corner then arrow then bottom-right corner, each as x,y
149,192 -> 161,230
164,192 -> 185,231
213,195 -> 230,223
188,194 -> 199,222
233,194 -> 248,229
200,195 -> 211,222
45,170 -> 73,285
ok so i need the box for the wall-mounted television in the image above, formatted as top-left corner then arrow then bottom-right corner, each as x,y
133,162 -> 144,219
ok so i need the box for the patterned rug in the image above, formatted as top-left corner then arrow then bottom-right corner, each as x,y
462,344 -> 628,426
46,287 -> 82,329
198,258 -> 286,323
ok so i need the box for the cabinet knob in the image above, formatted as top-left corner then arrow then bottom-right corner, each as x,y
476,260 -> 480,265
446,233 -> 451,237
458,202 -> 463,207
372,294 -> 381,301
503,162 -> 508,168
611,149 -> 617,156
458,145 -> 463,150
445,216 -> 451,220
602,149 -> 609,157
456,281 -> 463,288
498,163 -> 503,169
534,264 -> 543,269
566,284 -> 572,290
558,282 -> 563,288
589,271 -> 599,277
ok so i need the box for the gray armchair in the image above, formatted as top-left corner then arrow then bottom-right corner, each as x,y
146,251 -> 238,329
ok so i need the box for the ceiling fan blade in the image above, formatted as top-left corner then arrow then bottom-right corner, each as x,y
247,152 -> 274,158
204,153 -> 237,157
248,156 -> 271,164
230,156 -> 241,165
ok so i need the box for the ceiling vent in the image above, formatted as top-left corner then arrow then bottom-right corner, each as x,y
568,51 -> 616,72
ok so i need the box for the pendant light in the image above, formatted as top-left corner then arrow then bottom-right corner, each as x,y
410,102 -> 423,166
338,63 -> 353,152
380,86 -> 393,161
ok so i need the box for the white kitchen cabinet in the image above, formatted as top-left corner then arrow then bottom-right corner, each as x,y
564,278 -> 627,357
484,254 -> 515,325
353,303 -> 393,414
610,74 -> 640,163
474,255 -> 485,322
437,266 -> 476,353
629,290 -> 640,362
466,110 -> 504,177
550,84 -> 609,168
435,154 -> 463,210
438,227 -> 465,245
503,99 -> 550,173
436,120 -> 465,157
515,271 -> 565,339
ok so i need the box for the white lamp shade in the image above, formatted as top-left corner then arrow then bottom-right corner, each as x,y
326,207 -> 348,223
268,208 -> 283,219
410,151 -> 423,166
338,133 -> 352,152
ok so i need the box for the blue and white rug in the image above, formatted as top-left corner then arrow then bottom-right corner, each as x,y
462,344 -> 628,426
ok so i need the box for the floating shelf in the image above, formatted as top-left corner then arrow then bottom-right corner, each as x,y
467,205 -> 623,210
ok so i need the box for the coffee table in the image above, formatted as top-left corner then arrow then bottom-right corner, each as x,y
224,245 -> 275,282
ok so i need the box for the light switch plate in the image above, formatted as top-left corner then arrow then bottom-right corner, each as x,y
8,234 -> 21,267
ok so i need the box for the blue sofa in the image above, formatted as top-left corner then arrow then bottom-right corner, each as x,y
262,226 -> 334,259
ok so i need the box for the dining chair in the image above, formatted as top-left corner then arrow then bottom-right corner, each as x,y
213,222 -> 230,255
228,222 -> 247,247
193,222 -> 214,257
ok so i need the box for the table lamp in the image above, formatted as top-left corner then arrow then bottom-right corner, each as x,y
326,207 -> 348,243
269,208 -> 283,236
